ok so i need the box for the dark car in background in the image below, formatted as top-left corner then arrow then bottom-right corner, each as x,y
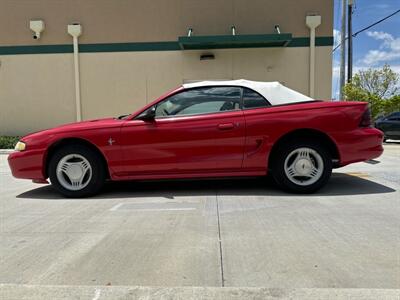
375,112 -> 400,141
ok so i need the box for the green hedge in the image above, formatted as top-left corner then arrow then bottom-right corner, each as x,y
0,136 -> 20,149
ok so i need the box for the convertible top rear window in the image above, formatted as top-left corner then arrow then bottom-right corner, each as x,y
242,88 -> 271,109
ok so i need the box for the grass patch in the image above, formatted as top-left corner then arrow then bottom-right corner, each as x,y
0,136 -> 20,149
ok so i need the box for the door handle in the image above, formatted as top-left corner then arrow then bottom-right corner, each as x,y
218,123 -> 235,130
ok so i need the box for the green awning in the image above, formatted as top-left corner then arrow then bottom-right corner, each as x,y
178,33 -> 292,50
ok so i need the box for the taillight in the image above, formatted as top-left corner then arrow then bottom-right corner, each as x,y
359,107 -> 372,127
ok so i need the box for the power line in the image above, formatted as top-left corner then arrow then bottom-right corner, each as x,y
333,8 -> 400,53
353,8 -> 400,36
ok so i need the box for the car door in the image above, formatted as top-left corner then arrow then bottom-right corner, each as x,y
119,86 -> 246,177
240,87 -> 274,171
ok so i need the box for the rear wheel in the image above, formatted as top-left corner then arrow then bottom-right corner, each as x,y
271,140 -> 332,193
48,145 -> 106,197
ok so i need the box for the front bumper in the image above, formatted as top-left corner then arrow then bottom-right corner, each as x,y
8,149 -> 46,181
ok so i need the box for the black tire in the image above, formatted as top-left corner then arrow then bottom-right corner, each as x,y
48,144 -> 106,197
271,139 -> 332,193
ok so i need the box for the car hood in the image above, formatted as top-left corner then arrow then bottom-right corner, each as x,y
21,117 -> 123,141
52,117 -> 122,132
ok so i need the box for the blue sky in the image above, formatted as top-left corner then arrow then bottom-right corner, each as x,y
332,0 -> 400,99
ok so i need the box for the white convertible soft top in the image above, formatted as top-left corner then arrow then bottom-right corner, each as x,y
183,79 -> 313,106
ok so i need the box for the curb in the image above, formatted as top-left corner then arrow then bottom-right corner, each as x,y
1,285 -> 399,300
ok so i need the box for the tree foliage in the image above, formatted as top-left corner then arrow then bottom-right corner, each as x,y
343,64 -> 400,119
350,64 -> 398,98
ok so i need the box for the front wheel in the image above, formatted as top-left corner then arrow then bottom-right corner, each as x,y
271,140 -> 332,193
48,145 -> 106,197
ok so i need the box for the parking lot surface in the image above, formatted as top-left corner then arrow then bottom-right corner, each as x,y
1,144 -> 399,299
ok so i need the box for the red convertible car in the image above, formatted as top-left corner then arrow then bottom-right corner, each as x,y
8,80 -> 383,197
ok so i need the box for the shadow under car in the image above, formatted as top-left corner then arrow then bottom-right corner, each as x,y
16,172 -> 396,200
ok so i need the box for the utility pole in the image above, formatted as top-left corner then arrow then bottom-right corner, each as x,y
347,0 -> 353,82
339,0 -> 347,100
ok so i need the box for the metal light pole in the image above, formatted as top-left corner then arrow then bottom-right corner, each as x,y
347,0 -> 353,82
339,0 -> 347,100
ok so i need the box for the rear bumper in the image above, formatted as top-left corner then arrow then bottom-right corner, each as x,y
8,149 -> 46,181
336,127 -> 384,166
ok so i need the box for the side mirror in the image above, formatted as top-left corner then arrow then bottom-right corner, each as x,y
137,106 -> 156,121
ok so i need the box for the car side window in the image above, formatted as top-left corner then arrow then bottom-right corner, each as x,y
242,88 -> 270,109
155,86 -> 241,118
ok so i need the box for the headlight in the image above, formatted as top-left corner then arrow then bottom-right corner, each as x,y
14,141 -> 26,151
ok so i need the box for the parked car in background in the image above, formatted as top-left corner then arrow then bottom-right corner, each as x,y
8,80 -> 384,197
374,112 -> 400,141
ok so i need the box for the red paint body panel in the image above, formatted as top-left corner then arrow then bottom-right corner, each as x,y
241,101 -> 384,170
8,90 -> 384,184
119,110 -> 245,177
8,118 -> 124,180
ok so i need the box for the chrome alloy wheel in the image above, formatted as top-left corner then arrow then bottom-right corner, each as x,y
56,154 -> 92,191
284,147 -> 324,186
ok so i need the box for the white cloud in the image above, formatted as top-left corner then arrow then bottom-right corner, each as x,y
366,31 -> 394,42
363,50 -> 400,65
391,65 -> 400,74
333,29 -> 341,48
362,31 -> 400,66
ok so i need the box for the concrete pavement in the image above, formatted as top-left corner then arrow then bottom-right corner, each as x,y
1,144 -> 399,299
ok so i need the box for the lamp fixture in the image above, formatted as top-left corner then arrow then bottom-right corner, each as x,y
30,20 -> 45,40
